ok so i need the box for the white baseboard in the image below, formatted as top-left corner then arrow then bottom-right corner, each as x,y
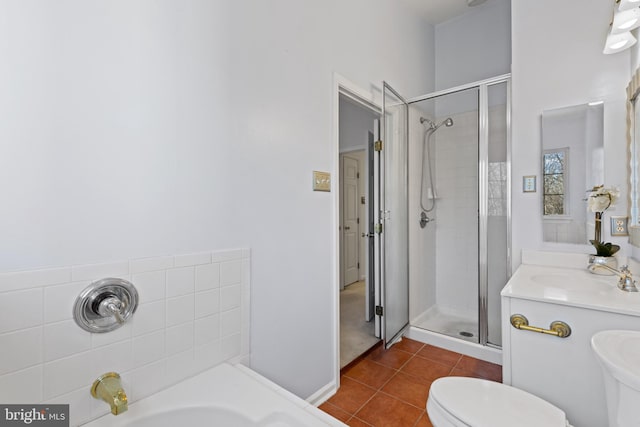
306,380 -> 338,407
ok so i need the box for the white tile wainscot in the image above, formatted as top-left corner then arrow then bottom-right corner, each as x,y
501,250 -> 640,427
0,248 -> 250,427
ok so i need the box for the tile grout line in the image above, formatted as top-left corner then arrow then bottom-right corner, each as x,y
448,354 -> 464,375
341,352 -> 415,421
349,348 -> 426,424
333,339 -> 488,426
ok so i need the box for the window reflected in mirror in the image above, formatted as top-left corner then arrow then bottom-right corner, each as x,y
543,148 -> 568,215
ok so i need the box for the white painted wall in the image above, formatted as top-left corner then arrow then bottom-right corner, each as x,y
0,1 -> 235,270
512,0 -> 631,271
0,0 -> 435,399
435,0 -> 511,91
339,97 -> 377,153
229,1 -> 434,398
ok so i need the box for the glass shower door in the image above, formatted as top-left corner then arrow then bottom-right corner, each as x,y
379,82 -> 409,348
409,87 -> 481,343
407,75 -> 511,349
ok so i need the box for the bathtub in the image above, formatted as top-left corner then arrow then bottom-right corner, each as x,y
82,363 -> 346,427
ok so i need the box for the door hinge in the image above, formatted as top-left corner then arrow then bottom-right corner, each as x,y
374,223 -> 383,234
357,217 -> 360,224
375,305 -> 383,316
374,140 -> 383,151
357,262 -> 360,269
357,172 -> 360,179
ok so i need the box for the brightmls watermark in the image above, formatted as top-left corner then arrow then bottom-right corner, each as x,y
0,405 -> 68,426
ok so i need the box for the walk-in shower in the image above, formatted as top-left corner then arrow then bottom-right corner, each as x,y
407,75 -> 511,359
419,116 -> 454,228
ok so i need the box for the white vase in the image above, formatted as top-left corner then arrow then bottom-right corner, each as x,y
588,255 -> 618,275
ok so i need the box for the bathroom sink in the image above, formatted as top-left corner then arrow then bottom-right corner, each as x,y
529,273 -> 612,291
591,330 -> 640,391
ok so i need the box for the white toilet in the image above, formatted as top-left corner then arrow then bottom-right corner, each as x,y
426,376 -> 572,427
591,330 -> 640,427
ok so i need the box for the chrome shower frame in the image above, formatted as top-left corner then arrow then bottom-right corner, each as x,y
407,73 -> 512,349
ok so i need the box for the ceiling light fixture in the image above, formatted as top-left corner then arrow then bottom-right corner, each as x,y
611,7 -> 640,33
604,1 -> 639,54
619,0 -> 640,12
603,30 -> 637,54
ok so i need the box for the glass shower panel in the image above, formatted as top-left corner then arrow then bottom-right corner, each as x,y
486,81 -> 510,347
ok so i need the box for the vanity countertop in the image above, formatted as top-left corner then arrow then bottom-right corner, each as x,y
501,263 -> 640,316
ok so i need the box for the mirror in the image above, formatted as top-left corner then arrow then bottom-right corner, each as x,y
627,68 -> 640,246
541,103 -> 604,243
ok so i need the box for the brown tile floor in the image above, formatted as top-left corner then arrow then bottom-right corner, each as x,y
319,338 -> 502,427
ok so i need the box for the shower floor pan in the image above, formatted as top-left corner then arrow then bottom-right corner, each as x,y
412,305 -> 478,343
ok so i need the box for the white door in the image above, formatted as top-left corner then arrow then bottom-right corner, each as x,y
366,130 -> 376,324
341,154 -> 360,287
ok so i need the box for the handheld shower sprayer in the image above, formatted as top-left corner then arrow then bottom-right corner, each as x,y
419,116 -> 454,228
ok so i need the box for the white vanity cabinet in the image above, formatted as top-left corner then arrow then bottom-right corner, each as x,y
501,263 -> 640,427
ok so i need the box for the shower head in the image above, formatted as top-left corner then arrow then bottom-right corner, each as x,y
420,117 -> 436,127
440,118 -> 454,128
420,116 -> 453,131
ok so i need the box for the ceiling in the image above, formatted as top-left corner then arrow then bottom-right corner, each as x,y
399,0 -> 487,25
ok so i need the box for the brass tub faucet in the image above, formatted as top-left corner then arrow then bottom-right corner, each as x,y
91,372 -> 128,415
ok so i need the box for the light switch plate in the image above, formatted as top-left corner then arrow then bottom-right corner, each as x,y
611,216 -> 629,236
313,171 -> 331,192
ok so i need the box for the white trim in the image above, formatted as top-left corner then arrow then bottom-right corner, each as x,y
406,326 -> 503,365
406,73 -> 512,104
332,72 -> 382,392
339,144 -> 368,154
305,380 -> 338,407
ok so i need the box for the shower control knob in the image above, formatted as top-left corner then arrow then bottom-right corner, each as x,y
74,278 -> 139,333
97,296 -> 126,324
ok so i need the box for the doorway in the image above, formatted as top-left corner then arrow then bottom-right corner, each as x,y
338,93 -> 380,368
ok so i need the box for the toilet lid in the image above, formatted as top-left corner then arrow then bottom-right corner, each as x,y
429,377 -> 567,427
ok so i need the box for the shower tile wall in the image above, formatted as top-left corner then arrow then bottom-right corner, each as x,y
435,110 -> 479,315
429,104 -> 507,334
409,108 -> 437,322
0,249 -> 250,426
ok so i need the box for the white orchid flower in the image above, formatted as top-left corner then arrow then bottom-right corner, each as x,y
587,185 -> 619,213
